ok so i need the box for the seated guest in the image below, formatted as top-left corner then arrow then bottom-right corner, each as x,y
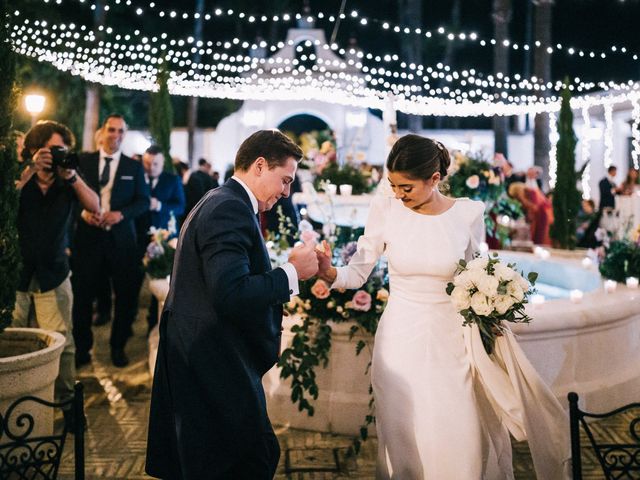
14,121 -> 100,425
508,182 -> 554,246
598,165 -> 619,209
576,199 -> 601,248
619,168 -> 639,196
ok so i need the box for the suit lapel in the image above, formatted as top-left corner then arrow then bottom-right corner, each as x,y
224,179 -> 271,271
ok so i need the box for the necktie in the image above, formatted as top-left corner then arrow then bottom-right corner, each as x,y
99,157 -> 112,188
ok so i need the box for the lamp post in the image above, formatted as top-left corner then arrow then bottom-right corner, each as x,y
24,94 -> 45,126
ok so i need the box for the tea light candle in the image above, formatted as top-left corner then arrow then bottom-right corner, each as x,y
626,277 -> 639,289
604,279 -> 618,293
531,294 -> 545,306
325,183 -> 337,196
539,249 -> 551,260
478,242 -> 489,255
533,246 -> 544,257
581,257 -> 593,268
339,184 -> 353,196
569,289 -> 583,303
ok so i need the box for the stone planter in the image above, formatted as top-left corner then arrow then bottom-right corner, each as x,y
0,328 -> 65,441
147,276 -> 170,375
263,315 -> 374,436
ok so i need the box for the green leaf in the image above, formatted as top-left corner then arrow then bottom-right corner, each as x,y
446,283 -> 455,295
528,272 -> 538,284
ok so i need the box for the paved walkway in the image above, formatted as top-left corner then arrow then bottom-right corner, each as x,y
55,293 -> 613,479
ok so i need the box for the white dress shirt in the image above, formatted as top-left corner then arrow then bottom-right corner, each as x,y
98,149 -> 122,212
231,176 -> 299,298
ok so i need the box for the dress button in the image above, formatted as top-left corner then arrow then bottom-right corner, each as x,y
289,289 -> 293,294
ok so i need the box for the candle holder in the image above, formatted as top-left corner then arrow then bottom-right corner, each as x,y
626,277 -> 639,289
604,279 -> 618,293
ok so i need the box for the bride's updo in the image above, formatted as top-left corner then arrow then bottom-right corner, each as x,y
386,134 -> 451,180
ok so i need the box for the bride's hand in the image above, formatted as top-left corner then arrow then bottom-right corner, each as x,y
315,240 -> 336,283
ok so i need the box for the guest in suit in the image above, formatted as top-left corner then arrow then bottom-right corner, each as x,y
183,157 -> 216,219
146,130 -> 319,479
138,145 -> 185,332
140,145 -> 185,232
72,114 -> 150,368
598,165 -> 619,210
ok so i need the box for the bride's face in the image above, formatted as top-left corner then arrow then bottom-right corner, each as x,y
388,170 -> 439,210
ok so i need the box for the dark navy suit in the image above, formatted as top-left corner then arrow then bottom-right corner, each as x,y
598,177 -> 617,210
146,178 -> 290,479
147,171 -> 186,230
72,152 -> 150,357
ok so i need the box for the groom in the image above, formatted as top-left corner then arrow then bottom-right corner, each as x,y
145,130 -> 319,479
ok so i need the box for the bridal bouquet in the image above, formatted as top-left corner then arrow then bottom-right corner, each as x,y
446,253 -> 537,355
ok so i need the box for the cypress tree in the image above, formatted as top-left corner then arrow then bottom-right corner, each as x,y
0,0 -> 22,333
149,60 -> 174,173
549,86 -> 581,249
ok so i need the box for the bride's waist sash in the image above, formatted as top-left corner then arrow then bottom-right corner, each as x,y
389,276 -> 452,304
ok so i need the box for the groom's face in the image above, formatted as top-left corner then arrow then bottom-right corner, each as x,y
255,156 -> 298,212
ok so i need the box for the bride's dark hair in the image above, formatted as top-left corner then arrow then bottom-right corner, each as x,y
386,134 -> 451,180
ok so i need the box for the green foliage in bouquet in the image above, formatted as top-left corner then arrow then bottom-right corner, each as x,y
598,240 -> 640,282
313,162 -> 372,195
0,2 -> 21,334
549,86 -> 581,249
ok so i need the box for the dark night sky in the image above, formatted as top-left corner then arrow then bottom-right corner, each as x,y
13,0 -> 640,128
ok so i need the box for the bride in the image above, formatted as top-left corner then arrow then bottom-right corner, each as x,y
316,134 -> 569,479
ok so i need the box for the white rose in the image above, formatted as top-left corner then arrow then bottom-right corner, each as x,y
451,287 -> 472,311
493,263 -> 516,282
467,257 -> 489,271
467,267 -> 486,289
493,294 -> 515,315
453,270 -> 474,290
476,275 -> 499,298
507,281 -> 525,302
470,292 -> 493,316
466,175 -> 480,189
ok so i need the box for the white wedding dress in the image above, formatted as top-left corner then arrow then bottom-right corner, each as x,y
332,194 -> 570,479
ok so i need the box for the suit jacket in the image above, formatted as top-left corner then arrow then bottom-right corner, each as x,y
184,170 -> 217,215
75,152 -> 150,251
146,178 -> 291,479
598,177 -> 616,209
146,171 -> 186,231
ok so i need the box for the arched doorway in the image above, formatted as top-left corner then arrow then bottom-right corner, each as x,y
277,114 -> 329,136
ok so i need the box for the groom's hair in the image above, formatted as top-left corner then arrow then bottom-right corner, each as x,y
235,129 -> 303,172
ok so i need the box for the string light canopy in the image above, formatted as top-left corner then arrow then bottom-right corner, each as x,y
10,7 -> 640,118
29,0 -> 640,64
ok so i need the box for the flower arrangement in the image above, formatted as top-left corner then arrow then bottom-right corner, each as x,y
442,151 -> 523,245
446,253 -> 538,355
143,215 -> 178,279
598,223 -> 640,282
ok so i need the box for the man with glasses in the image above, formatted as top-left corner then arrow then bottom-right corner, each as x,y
72,114 -> 150,368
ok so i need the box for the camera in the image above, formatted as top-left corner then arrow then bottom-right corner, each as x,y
49,145 -> 79,170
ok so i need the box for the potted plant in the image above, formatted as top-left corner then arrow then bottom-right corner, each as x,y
0,0 -> 65,440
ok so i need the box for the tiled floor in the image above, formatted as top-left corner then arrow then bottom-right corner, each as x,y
55,294 -> 617,479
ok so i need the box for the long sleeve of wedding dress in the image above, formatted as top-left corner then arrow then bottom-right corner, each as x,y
332,195 -> 388,290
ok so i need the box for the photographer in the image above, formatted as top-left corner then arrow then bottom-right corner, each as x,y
13,121 -> 99,423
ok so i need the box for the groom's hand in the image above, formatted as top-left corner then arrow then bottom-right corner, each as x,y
316,240 -> 337,284
289,242 -> 319,281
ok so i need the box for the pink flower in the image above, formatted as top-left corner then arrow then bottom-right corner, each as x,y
465,175 -> 480,189
300,230 -> 320,245
310,279 -> 331,299
350,290 -> 372,311
167,238 -> 178,249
